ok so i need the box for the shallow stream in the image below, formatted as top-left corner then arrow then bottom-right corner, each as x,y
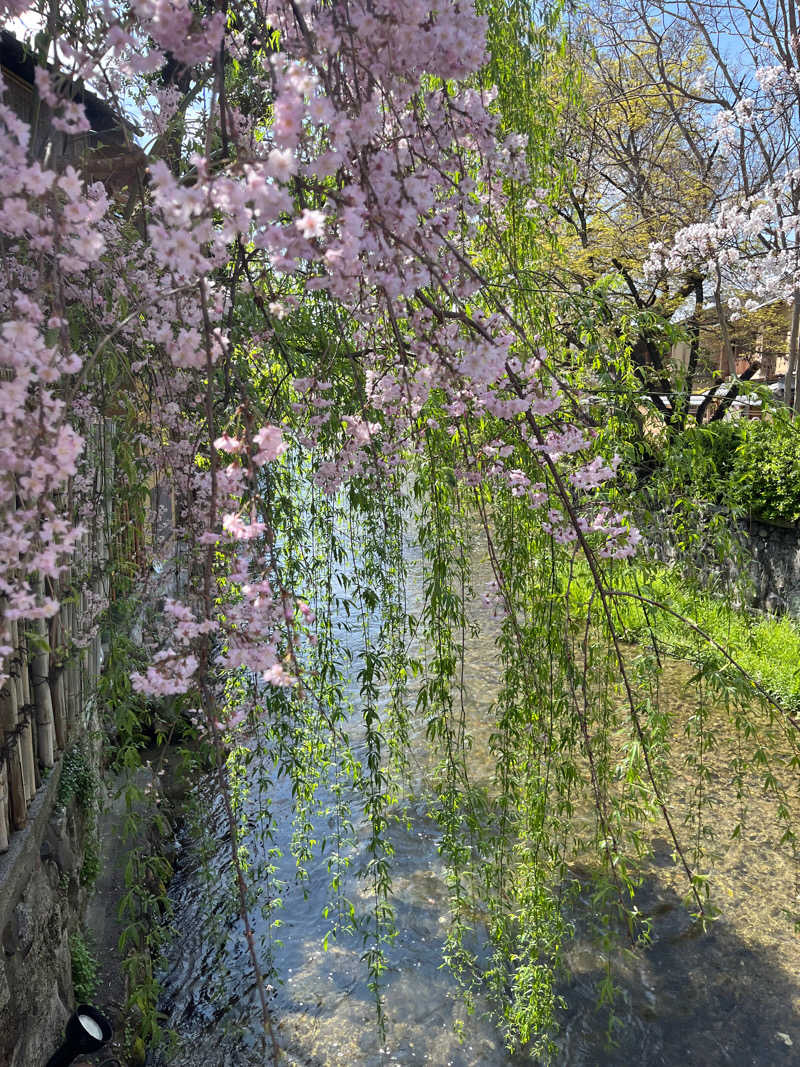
150,548 -> 800,1067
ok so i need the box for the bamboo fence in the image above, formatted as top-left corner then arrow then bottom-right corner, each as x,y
0,421 -> 111,852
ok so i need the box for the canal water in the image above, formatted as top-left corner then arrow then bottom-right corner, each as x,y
150,542 -> 800,1066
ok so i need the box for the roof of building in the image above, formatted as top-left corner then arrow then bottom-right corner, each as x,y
0,29 -> 140,137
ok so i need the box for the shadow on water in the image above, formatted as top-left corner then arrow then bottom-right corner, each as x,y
151,784 -> 533,1067
556,861 -> 800,1066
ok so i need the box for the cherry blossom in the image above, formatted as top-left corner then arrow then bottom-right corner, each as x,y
0,0 -> 635,709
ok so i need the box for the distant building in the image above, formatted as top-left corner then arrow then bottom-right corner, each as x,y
672,301 -> 791,384
0,29 -> 146,195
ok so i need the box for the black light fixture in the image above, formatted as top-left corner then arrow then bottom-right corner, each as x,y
45,1004 -> 113,1066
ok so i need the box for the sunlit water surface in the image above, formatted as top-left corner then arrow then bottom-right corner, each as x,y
150,544 -> 800,1067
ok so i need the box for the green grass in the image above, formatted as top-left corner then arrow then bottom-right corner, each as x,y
567,562 -> 800,712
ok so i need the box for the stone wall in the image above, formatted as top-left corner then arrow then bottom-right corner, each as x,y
651,515 -> 800,619
739,517 -> 800,618
0,722 -> 101,1067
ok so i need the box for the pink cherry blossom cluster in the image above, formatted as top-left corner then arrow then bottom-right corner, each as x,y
131,648 -> 200,697
0,90 -> 94,681
646,176 -> 800,314
542,507 -> 641,560
0,0 -> 638,705
645,45 -> 800,323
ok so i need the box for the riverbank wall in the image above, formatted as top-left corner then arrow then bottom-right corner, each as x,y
739,517 -> 800,617
651,515 -> 800,618
0,704 -> 103,1067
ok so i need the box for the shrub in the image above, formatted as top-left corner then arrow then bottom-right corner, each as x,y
57,744 -> 99,815
70,930 -> 99,1002
657,415 -> 800,525
732,417 -> 800,523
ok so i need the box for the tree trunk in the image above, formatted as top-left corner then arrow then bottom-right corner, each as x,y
678,274 -> 703,430
786,292 -> 800,409
714,272 -> 736,377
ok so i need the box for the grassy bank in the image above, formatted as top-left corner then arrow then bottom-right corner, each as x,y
567,561 -> 800,712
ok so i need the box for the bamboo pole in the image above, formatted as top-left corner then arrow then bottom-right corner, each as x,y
25,639 -> 42,789
64,600 -> 77,733
0,487 -> 24,835
92,478 -> 106,688
11,621 -> 36,804
71,608 -> 81,729
79,587 -> 87,714
60,559 -> 77,735
93,627 -> 101,684
50,607 -> 67,751
101,419 -> 112,615
80,533 -> 89,713
31,614 -> 55,770
0,680 -> 26,831
53,668 -> 67,751
0,762 -> 9,852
